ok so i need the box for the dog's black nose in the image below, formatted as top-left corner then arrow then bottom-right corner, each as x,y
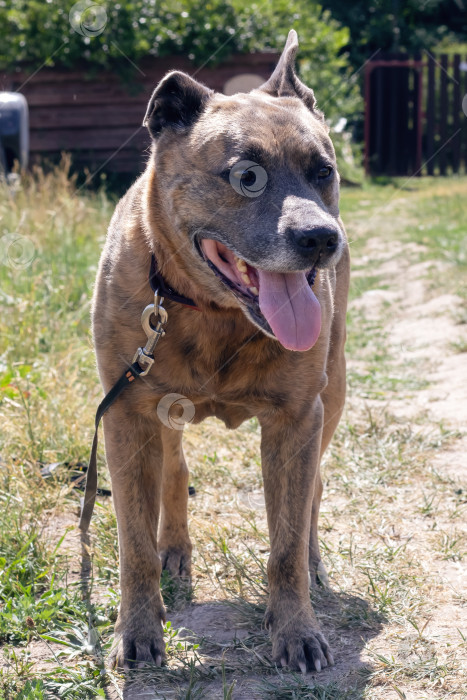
291,227 -> 339,256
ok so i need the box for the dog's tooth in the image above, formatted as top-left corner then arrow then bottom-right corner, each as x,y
236,258 -> 247,272
242,273 -> 250,285
249,286 -> 259,296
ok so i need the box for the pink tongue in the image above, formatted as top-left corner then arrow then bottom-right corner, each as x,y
257,270 -> 321,351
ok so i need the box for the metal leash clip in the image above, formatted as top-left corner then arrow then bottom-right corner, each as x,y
132,291 -> 168,376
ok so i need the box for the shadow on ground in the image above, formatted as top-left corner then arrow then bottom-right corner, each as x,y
109,586 -> 384,700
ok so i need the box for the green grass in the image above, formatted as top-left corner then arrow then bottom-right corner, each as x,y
1,165 -> 466,698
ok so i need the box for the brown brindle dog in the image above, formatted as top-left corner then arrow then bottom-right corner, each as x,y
92,30 -> 349,673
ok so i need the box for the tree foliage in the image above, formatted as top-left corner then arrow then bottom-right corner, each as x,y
320,0 -> 467,68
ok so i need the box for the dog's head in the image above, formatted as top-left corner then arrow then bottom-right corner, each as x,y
144,30 -> 346,352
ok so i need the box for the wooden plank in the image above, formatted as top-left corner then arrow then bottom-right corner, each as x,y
388,66 -> 398,174
452,54 -> 461,174
364,65 -> 371,174
409,67 -> 418,175
13,90 -> 150,108
439,54 -> 448,175
30,149 -> 147,174
464,55 -> 467,173
29,126 -> 149,152
30,104 -> 148,129
415,66 -> 423,174
374,68 -> 384,173
426,53 -> 436,175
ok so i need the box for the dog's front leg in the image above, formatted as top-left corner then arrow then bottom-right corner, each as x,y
103,403 -> 166,670
260,397 -> 334,673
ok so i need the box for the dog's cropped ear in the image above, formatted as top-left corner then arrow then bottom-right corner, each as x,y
143,71 -> 213,139
259,29 -> 319,115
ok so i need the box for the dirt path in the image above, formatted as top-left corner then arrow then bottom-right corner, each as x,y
343,238 -> 467,700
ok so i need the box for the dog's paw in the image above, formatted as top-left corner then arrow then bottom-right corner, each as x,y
108,611 -> 166,671
109,630 -> 166,671
308,559 -> 331,590
160,545 -> 192,578
268,617 -> 334,673
314,561 -> 330,589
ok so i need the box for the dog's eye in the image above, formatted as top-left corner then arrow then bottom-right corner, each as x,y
317,165 -> 333,180
225,161 -> 268,198
220,167 -> 256,185
239,169 -> 256,186
230,167 -> 256,185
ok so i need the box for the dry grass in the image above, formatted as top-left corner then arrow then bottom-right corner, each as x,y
0,164 -> 466,699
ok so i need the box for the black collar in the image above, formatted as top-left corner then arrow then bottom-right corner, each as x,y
149,255 -> 199,310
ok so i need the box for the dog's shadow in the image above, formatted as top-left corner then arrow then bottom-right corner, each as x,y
115,583 -> 384,699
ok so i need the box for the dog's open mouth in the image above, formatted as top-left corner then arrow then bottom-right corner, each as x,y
200,239 -> 321,352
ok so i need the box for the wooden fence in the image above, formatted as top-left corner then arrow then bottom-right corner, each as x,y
0,53 -> 277,175
365,52 -> 467,176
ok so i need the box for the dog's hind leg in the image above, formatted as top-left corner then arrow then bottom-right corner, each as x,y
309,305 -> 347,585
308,386 -> 345,586
309,470 -> 327,586
158,425 -> 192,578
103,402 -> 166,670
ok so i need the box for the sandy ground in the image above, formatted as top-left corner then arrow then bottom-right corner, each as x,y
342,243 -> 467,700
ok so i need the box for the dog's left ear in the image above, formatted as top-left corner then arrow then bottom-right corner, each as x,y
259,29 -> 319,115
144,71 -> 213,139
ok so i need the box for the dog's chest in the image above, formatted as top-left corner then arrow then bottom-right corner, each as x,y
147,323 -> 328,428
189,398 -> 254,429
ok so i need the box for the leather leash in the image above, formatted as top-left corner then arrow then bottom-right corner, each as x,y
79,255 -> 195,533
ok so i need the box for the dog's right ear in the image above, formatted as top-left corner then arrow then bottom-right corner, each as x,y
143,71 -> 213,139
